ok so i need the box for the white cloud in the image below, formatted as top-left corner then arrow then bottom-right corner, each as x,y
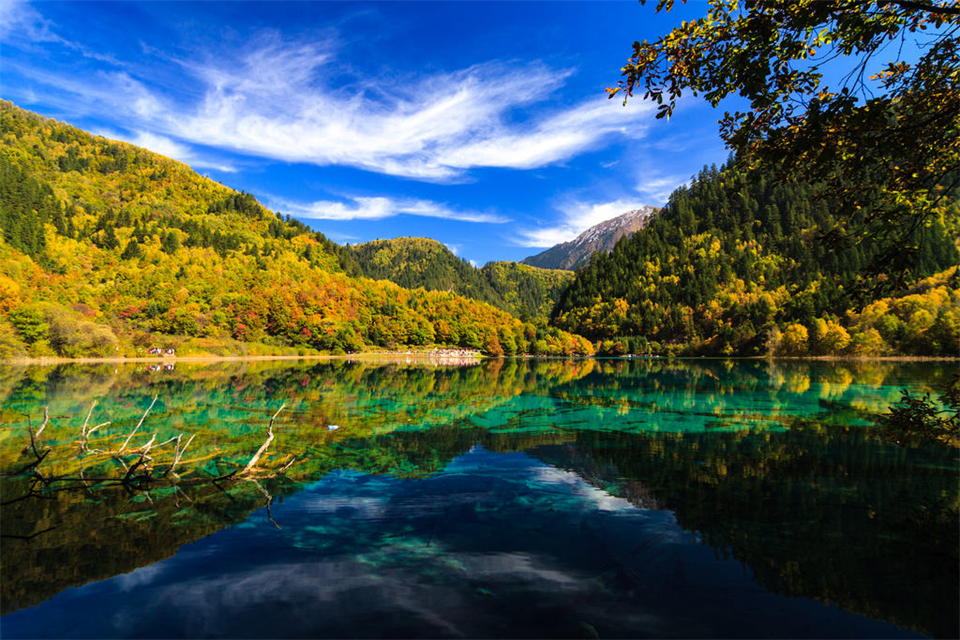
95,129 -> 237,173
636,171 -> 686,205
513,198 -> 648,248
1,0 -> 120,63
268,195 -> 509,224
7,28 -> 652,182
0,0 -> 61,44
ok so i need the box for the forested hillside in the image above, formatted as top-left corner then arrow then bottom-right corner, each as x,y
345,238 -> 573,322
553,162 -> 959,356
345,238 -> 503,307
481,261 -> 573,322
0,102 -> 593,358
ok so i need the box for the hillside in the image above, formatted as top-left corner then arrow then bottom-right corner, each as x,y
522,206 -> 657,270
552,162 -> 959,356
481,261 -> 574,322
345,238 -> 503,307
345,237 -> 574,321
0,102 -> 593,358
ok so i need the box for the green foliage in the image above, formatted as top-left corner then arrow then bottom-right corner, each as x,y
0,156 -> 64,261
346,238 -> 504,307
120,239 -> 143,260
481,261 -> 574,321
553,161 -> 959,356
876,376 -> 959,446
7,306 -> 48,344
345,240 -> 574,324
611,0 -> 960,280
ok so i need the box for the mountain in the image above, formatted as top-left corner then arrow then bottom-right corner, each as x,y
345,238 -> 574,322
480,261 -> 574,322
521,206 -> 657,270
0,102 -> 593,358
345,238 -> 503,308
552,161 -> 959,357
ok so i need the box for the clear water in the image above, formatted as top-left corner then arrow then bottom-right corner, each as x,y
1,359 -> 957,638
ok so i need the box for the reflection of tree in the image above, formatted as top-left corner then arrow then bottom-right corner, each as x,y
530,425 -> 959,639
0,471 -> 303,614
1,358 -> 956,637
0,359 -> 590,613
552,359 -> 955,430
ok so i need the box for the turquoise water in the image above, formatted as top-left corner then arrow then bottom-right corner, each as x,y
1,359 -> 957,638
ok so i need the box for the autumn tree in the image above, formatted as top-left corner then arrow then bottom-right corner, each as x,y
610,0 -> 960,284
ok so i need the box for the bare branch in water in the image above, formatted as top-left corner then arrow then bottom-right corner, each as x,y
241,404 -> 285,475
80,401 -> 97,439
118,395 -> 158,454
164,433 -> 197,478
35,406 -> 50,438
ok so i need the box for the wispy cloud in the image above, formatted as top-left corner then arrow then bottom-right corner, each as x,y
5,16 -> 653,182
268,195 -> 509,224
513,198 -> 648,248
636,171 -> 685,205
1,0 -> 120,64
1,0 -> 61,44
97,129 -> 238,173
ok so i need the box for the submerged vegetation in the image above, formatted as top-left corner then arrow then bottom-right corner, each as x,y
1,359 -> 957,637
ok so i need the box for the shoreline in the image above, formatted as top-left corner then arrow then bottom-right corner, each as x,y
1,353 -> 956,366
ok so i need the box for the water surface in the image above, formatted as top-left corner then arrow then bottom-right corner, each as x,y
1,359 -> 957,638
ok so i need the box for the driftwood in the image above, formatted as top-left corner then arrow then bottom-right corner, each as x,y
164,433 -> 197,478
240,404 -> 285,475
78,401 -> 111,453
35,406 -> 50,438
5,400 -> 297,510
118,395 -> 158,454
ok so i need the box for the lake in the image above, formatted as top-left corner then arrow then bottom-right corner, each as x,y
1,358 -> 957,639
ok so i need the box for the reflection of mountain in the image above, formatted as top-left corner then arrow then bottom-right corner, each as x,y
2,446 -> 932,640
1,360 -> 592,613
528,427 -> 959,640
1,359 -> 957,638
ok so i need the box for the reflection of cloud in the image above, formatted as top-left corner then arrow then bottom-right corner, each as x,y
143,551 -> 618,638
299,494 -> 388,518
114,563 -> 165,592
530,466 -> 635,512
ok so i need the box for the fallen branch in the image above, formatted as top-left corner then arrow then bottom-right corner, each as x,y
35,406 -> 50,438
20,413 -> 50,474
163,433 -> 196,478
78,401 -> 111,453
240,404 -> 285,475
118,395 -> 158,454
80,401 -> 96,438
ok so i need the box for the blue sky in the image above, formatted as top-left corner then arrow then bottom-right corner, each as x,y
0,1 -> 733,265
